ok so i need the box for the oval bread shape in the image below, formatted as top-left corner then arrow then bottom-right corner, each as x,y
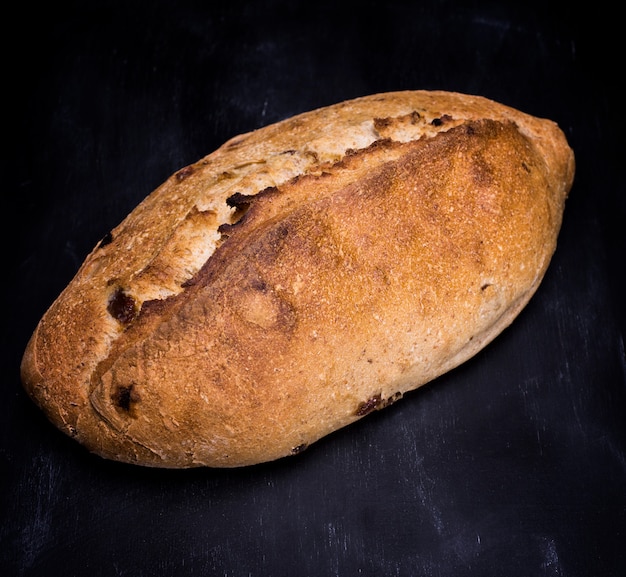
21,91 -> 575,468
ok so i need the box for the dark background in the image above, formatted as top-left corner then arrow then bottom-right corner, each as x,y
3,1 -> 625,576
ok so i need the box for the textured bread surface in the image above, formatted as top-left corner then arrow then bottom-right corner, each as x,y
21,90 -> 575,468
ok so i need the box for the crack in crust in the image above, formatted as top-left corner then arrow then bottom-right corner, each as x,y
105,109 -> 465,320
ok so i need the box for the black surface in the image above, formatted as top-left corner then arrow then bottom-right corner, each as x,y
3,1 -> 625,576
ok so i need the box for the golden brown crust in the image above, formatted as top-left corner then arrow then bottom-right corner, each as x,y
20,91 -> 575,467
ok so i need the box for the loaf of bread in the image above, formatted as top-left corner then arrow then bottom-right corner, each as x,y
21,91 -> 575,468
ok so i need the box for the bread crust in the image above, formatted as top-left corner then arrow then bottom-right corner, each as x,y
21,91 -> 575,467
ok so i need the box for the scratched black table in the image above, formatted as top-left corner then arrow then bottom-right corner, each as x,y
3,1 -> 625,576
